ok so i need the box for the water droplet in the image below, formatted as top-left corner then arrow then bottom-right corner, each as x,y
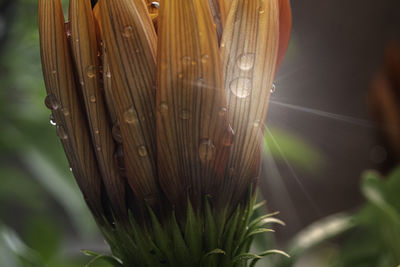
49,114 -> 56,126
270,83 -> 276,93
151,1 -> 160,8
196,77 -> 204,87
114,146 -> 125,171
75,38 -> 79,43
182,56 -> 191,65
123,108 -> 139,124
253,120 -> 261,128
230,78 -> 252,98
64,22 -> 71,38
45,94 -> 61,110
237,53 -> 255,71
89,95 -> 96,103
222,126 -> 235,146
179,109 -> 190,120
122,25 -> 133,38
86,65 -> 96,79
201,54 -> 209,64
69,167 -> 73,172
62,107 -> 70,116
56,125 -> 68,140
159,102 -> 168,114
105,71 -> 111,78
199,139 -> 215,162
219,107 -> 227,117
112,124 -> 123,143
138,146 -> 148,157
94,128 -> 100,135
79,79 -> 85,86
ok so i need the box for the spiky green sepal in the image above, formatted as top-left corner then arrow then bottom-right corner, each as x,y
85,190 -> 289,267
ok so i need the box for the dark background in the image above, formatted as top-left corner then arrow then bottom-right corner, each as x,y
263,0 -> 400,241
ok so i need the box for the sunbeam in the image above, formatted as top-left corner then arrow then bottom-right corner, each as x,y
263,139 -> 302,227
270,100 -> 374,127
265,126 -> 322,216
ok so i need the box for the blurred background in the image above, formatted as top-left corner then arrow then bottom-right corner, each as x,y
0,0 -> 399,266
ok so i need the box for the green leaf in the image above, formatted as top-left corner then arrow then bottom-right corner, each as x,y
204,196 -> 218,251
184,200 -> 202,262
249,250 -> 290,267
361,171 -> 400,225
85,255 -> 123,267
248,212 -> 281,232
232,253 -> 262,263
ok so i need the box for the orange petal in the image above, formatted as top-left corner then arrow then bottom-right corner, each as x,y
69,0 -> 127,217
220,0 -> 279,205
38,0 -> 103,218
157,0 -> 230,206
99,0 -> 159,202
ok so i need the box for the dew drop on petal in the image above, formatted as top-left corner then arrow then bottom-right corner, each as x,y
49,114 -> 56,126
270,83 -> 276,93
138,146 -> 148,157
179,109 -> 190,120
230,78 -> 252,98
45,94 -> 61,110
151,1 -> 160,8
89,95 -> 96,103
222,125 -> 235,146
182,56 -> 191,65
62,107 -> 70,117
237,53 -> 255,71
56,125 -> 68,140
112,124 -> 123,143
201,54 -> 209,64
159,102 -> 168,114
122,25 -> 133,38
218,107 -> 227,117
199,139 -> 215,162
123,108 -> 139,124
253,120 -> 261,128
86,65 -> 96,79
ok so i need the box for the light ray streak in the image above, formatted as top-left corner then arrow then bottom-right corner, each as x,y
263,140 -> 302,227
265,126 -> 322,216
270,100 -> 374,127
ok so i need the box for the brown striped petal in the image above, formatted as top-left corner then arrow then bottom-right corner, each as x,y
220,0 -> 279,204
207,0 -> 224,42
157,0 -> 231,206
69,0 -> 126,217
38,0 -> 103,218
218,0 -> 231,28
99,0 -> 159,202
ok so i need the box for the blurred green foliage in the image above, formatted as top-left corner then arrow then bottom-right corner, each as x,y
277,166 -> 400,267
0,0 -> 111,266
